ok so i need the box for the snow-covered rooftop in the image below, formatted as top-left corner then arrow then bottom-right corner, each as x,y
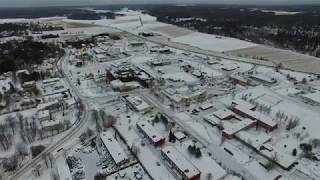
161,146 -> 200,179
232,99 -> 256,110
260,143 -> 297,169
223,118 -> 256,136
203,113 -> 221,125
213,108 -> 235,120
126,96 -> 151,112
100,131 -> 129,165
42,78 -> 60,84
250,73 -> 276,84
38,110 -> 50,120
136,121 -> 165,144
41,119 -> 61,128
199,102 -> 213,110
233,105 -> 277,128
236,131 -> 271,149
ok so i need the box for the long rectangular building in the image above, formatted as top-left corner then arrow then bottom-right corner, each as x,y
232,105 -> 277,131
161,146 -> 201,180
223,118 -> 257,139
136,121 -> 165,146
100,131 -> 129,166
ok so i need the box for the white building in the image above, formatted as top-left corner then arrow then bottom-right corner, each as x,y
161,146 -> 201,180
100,131 -> 129,166
223,118 -> 257,139
125,96 -> 152,113
250,74 -> 277,85
212,108 -> 235,120
38,110 -> 50,122
136,121 -> 165,146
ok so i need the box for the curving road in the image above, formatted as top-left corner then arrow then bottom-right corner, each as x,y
9,50 -> 91,180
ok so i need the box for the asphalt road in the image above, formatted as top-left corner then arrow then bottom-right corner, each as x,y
9,50 -> 91,180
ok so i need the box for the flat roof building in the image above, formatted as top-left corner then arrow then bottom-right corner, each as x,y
212,108 -> 235,120
38,110 -> 50,122
260,143 -> 298,170
232,105 -> 277,131
136,121 -> 165,146
100,131 -> 129,166
199,103 -> 213,111
43,78 -> 60,85
250,74 -> 277,85
161,146 -> 201,180
232,99 -> 256,110
203,113 -> 221,126
223,118 -> 257,139
125,96 -> 152,113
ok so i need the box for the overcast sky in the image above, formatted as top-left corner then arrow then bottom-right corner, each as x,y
0,0 -> 319,7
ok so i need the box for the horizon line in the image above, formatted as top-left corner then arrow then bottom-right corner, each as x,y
0,2 -> 320,8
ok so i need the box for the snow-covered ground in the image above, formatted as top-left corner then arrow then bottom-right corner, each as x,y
60,10 -> 258,53
3,8 -> 320,180
172,32 -> 257,52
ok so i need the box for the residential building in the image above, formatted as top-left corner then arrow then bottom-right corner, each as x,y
136,121 -> 165,146
100,131 -> 129,166
161,146 -> 201,180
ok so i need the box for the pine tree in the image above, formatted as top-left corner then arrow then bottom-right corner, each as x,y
169,131 -> 176,143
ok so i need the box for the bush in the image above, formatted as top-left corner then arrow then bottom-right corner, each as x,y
286,118 -> 299,131
311,138 -> 320,148
30,145 -> 46,158
300,143 -> 312,152
292,148 -> 297,156
188,144 -> 202,158
3,154 -> 18,171
66,156 -> 78,169
109,34 -> 121,40
195,148 -> 202,158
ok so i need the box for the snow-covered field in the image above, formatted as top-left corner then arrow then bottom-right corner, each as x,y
0,16 -> 65,24
172,32 -> 258,52
60,10 -> 258,53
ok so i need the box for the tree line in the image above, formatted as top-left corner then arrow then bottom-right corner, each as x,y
0,39 -> 63,74
144,5 -> 320,57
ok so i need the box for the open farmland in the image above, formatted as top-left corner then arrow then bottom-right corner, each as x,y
228,46 -> 320,74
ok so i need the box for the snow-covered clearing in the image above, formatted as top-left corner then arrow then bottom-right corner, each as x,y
172,32 -> 258,52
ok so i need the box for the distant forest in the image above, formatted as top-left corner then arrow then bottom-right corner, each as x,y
139,5 -> 320,57
92,4 -> 320,57
1,5 -> 320,57
0,7 -> 118,20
